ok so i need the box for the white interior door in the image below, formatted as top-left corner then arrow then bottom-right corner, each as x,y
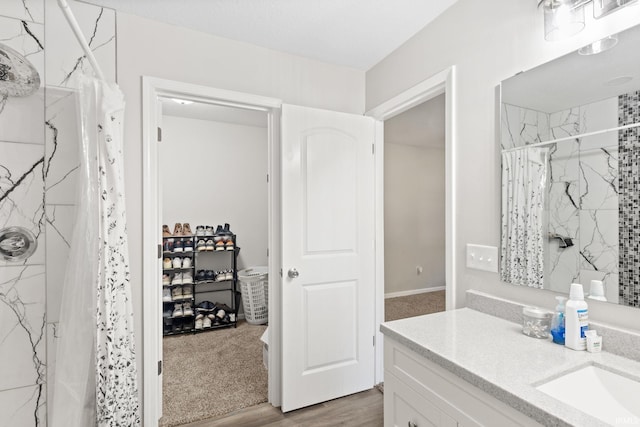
281,104 -> 376,412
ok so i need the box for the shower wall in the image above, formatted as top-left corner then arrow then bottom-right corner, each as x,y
0,0 -> 116,424
502,96 -> 621,302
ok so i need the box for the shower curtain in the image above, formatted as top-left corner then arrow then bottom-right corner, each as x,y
500,147 -> 549,289
51,75 -> 140,426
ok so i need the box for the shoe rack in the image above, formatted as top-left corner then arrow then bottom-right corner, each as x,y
162,230 -> 240,336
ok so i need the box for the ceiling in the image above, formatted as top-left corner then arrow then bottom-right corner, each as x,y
385,93 -> 445,149
82,0 -> 458,70
502,23 -> 640,113
161,97 -> 268,127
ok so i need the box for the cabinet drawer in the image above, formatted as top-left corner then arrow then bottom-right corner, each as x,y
384,372 -> 457,427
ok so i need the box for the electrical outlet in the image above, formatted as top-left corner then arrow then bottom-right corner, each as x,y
466,244 -> 498,272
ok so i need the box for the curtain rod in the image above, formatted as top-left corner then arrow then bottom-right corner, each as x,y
501,122 -> 640,153
57,0 -> 106,81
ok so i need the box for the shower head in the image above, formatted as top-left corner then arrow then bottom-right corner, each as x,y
0,43 -> 40,98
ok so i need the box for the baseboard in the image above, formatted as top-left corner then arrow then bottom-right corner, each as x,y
385,286 -> 446,299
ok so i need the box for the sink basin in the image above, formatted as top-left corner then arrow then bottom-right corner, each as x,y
536,365 -> 640,425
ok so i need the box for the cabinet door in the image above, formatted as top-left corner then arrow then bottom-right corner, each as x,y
385,372 -> 457,427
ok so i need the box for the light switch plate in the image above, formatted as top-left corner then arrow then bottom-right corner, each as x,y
466,244 -> 498,272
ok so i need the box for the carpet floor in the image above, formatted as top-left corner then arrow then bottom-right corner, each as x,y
385,290 -> 446,321
160,321 -> 268,427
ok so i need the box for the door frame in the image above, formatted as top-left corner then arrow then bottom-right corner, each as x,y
366,66 -> 457,384
142,76 -> 282,425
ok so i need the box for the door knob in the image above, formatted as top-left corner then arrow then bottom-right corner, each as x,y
288,268 -> 299,279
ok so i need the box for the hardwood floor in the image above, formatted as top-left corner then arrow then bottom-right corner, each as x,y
181,388 -> 383,427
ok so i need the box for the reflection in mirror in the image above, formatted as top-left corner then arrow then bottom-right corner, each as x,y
499,24 -> 640,308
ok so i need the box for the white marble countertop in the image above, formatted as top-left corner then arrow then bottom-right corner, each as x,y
380,308 -> 640,427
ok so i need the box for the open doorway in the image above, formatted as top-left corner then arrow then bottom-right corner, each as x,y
383,94 -> 446,321
157,98 -> 270,426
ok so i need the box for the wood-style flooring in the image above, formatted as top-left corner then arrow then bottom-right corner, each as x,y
181,388 -> 383,427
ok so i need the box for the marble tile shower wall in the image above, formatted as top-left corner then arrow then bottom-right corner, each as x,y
502,97 -> 620,301
0,1 -> 115,424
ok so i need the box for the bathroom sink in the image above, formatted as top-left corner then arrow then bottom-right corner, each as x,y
536,365 -> 640,425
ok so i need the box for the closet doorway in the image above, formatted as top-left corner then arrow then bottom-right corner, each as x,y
157,98 -> 270,426
383,95 -> 447,321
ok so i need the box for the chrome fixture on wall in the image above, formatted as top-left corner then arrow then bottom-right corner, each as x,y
0,43 -> 41,98
0,226 -> 37,261
539,0 -> 637,43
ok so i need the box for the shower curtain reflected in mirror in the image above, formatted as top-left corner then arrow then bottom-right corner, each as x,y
51,75 -> 140,427
501,147 -> 549,289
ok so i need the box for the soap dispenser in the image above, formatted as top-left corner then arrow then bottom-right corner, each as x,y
565,283 -> 589,351
550,296 -> 566,345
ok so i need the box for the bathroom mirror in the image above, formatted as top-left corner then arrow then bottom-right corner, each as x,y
499,23 -> 640,308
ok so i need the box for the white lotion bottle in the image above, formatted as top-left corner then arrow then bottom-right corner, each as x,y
565,283 -> 589,351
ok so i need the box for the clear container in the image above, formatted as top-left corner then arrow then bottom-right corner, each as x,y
522,306 -> 553,339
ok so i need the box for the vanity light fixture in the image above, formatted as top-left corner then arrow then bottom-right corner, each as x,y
171,98 -> 193,105
540,0 -> 637,42
541,0 -> 587,41
578,34 -> 618,55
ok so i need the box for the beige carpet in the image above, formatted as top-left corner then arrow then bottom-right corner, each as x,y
160,321 -> 268,427
385,290 -> 446,321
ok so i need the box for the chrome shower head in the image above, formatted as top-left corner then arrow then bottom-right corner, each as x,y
0,43 -> 40,98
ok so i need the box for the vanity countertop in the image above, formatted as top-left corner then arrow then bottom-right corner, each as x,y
380,308 -> 640,427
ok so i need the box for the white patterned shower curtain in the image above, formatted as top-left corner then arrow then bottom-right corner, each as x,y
500,147 -> 549,289
51,75 -> 140,426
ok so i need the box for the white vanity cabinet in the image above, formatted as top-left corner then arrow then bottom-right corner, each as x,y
384,337 -> 542,427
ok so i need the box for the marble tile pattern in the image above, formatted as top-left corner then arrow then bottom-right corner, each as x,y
618,90 -> 640,307
502,97 -> 623,301
0,0 -> 116,423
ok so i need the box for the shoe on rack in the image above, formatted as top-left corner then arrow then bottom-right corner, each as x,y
173,223 -> 183,236
182,286 -> 193,299
172,257 -> 182,269
183,239 -> 194,252
182,271 -> 194,285
215,271 -> 225,282
162,288 -> 172,302
203,315 -> 212,328
195,316 -> 204,330
162,225 -> 172,237
214,225 -> 225,242
196,239 -> 206,252
225,269 -> 234,281
195,225 -> 205,236
171,272 -> 183,286
197,301 -> 216,312
183,223 -> 193,236
215,240 -> 225,251
162,274 -> 171,286
195,270 -> 206,283
205,270 -> 215,282
225,238 -> 235,251
205,225 -> 214,237
163,240 -> 173,253
163,308 -> 173,318
163,258 -> 172,269
173,240 -> 183,252
172,303 -> 184,317
223,223 -> 233,237
171,285 -> 183,300
206,239 -> 215,251
182,256 -> 192,268
183,302 -> 194,316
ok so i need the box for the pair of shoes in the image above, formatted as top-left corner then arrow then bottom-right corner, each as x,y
171,256 -> 192,269
195,270 -> 215,283
173,302 -> 194,317
172,271 -> 194,285
163,240 -> 173,252
215,270 -> 233,282
173,223 -> 193,236
196,239 -> 217,251
172,239 -> 194,253
162,225 -> 172,237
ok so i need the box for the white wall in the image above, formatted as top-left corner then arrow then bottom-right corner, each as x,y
366,0 -> 640,331
384,143 -> 445,295
160,115 -> 268,271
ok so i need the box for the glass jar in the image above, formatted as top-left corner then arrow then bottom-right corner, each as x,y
522,306 -> 552,339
